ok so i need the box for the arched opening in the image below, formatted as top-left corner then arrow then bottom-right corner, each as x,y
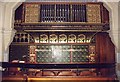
3,0 -> 117,62
1,0 -> 119,81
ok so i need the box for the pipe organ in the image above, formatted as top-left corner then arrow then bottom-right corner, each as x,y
2,2 -> 118,82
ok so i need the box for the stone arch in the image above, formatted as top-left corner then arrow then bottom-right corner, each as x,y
118,1 -> 120,53
1,1 -> 25,62
1,0 -> 119,62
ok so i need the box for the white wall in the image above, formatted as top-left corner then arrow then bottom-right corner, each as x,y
0,2 -> 16,62
117,1 -> 120,79
118,1 -> 120,53
0,2 -> 5,62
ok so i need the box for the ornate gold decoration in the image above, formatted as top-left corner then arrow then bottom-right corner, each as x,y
49,34 -> 58,43
89,46 -> 95,53
29,46 -> 36,63
59,34 -> 67,43
25,4 -> 40,23
68,34 -> 76,43
30,46 -> 36,54
87,4 -> 101,23
40,34 -> 48,43
89,45 -> 96,62
89,53 -> 96,62
77,34 -> 86,43
34,36 -> 39,43
29,54 -> 36,63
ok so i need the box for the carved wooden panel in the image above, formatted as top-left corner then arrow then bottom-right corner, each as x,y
87,4 -> 101,23
25,4 -> 40,23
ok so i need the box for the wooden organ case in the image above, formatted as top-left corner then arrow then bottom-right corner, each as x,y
2,2 -> 118,82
